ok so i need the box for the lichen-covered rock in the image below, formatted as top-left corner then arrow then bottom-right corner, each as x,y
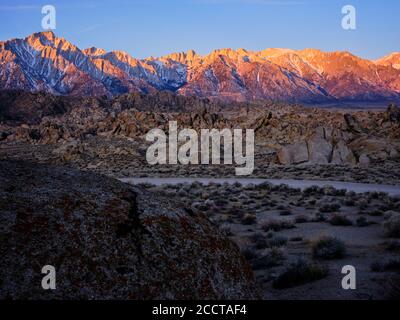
307,136 -> 332,164
277,141 -> 309,165
331,140 -> 356,165
0,160 -> 259,299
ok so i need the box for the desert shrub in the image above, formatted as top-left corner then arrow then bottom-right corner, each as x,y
319,203 -> 341,213
265,231 -> 274,239
250,233 -> 268,250
241,247 -> 258,260
368,191 -> 385,200
383,215 -> 400,238
269,200 -> 277,208
371,259 -> 400,272
386,275 -> 400,300
241,213 -> 257,225
383,240 -> 400,252
261,219 -> 295,232
370,261 -> 383,272
378,204 -> 391,212
344,198 -> 355,206
307,199 -> 317,206
311,212 -> 326,222
356,216 -> 372,227
357,199 -> 369,210
368,210 -> 384,217
272,258 -> 328,289
258,182 -> 272,190
177,189 -> 189,197
252,248 -> 285,270
346,191 -> 356,197
302,186 -> 322,196
323,187 -> 345,196
279,209 -> 292,216
384,211 -> 399,220
268,235 -> 288,248
214,198 -> 229,207
219,225 -> 232,236
295,214 -> 309,224
329,213 -> 353,226
311,236 -> 346,260
233,181 -> 242,188
253,203 -> 262,210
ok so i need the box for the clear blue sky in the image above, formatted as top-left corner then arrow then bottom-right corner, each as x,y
0,0 -> 399,59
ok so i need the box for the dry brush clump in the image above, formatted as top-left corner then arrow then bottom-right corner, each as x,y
356,216 -> 373,227
272,258 -> 328,289
383,240 -> 400,252
261,219 -> 295,232
250,233 -> 288,249
252,248 -> 286,270
319,202 -> 341,213
328,213 -> 353,226
311,236 -> 346,260
241,213 -> 257,225
386,275 -> 400,300
371,258 -> 400,272
295,214 -> 309,224
383,215 -> 400,238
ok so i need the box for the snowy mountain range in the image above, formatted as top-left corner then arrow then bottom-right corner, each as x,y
1,31 -> 400,103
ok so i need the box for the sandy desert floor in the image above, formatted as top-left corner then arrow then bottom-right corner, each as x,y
133,181 -> 400,299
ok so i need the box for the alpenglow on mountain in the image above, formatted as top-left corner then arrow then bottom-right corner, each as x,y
1,31 -> 400,103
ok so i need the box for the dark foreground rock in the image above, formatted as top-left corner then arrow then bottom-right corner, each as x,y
0,160 -> 258,299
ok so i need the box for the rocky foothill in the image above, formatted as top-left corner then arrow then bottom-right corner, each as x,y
1,90 -> 400,173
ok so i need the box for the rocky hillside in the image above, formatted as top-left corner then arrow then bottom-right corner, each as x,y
1,90 -> 399,167
0,160 -> 258,299
1,32 -> 400,103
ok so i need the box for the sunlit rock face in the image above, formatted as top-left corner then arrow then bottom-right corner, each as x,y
1,32 -> 400,102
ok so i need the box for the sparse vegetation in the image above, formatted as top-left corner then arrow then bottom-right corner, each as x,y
329,213 -> 353,226
272,258 -> 328,289
241,213 -> 257,225
252,248 -> 286,270
319,203 -> 341,213
356,216 -> 372,227
383,240 -> 400,252
383,215 -> 400,238
371,259 -> 400,272
295,214 -> 309,224
311,236 -> 346,260
386,275 -> 400,300
241,247 -> 258,261
267,235 -> 288,248
279,209 -> 292,216
261,219 -> 295,232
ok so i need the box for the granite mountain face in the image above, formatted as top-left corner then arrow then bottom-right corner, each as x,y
1,31 -> 400,103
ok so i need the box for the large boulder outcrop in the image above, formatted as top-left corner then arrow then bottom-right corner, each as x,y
0,160 -> 259,299
277,141 -> 309,165
307,135 -> 333,164
331,140 -> 356,165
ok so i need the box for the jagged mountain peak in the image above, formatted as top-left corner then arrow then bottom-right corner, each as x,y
1,32 -> 400,103
376,52 -> 400,69
83,47 -> 107,56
